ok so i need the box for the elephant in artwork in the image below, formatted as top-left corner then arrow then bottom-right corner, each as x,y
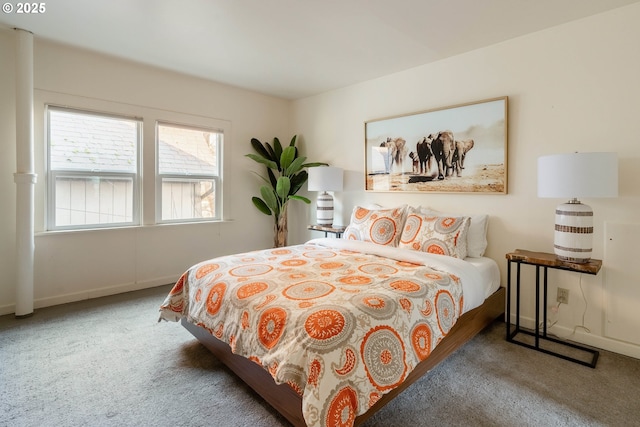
416,136 -> 432,174
379,137 -> 408,174
409,151 -> 419,173
430,130 -> 455,180
452,139 -> 474,177
413,136 -> 439,179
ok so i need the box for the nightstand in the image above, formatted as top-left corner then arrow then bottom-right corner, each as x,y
308,224 -> 346,238
505,249 -> 602,368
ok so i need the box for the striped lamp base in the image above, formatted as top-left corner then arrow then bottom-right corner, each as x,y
316,191 -> 334,226
554,201 -> 593,263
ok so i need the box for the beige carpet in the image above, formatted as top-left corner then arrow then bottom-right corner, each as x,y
1,285 -> 639,427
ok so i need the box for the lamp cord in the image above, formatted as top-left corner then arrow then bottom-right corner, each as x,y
545,273 -> 591,339
539,302 -> 561,330
573,274 -> 592,334
538,274 -> 591,340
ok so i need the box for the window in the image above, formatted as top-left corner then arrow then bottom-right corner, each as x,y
157,123 -> 222,222
43,101 -> 226,230
47,107 -> 141,230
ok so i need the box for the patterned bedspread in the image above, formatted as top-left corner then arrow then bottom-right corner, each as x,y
159,238 -> 479,427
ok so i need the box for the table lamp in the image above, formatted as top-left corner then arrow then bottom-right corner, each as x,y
537,152 -> 618,263
307,166 -> 343,226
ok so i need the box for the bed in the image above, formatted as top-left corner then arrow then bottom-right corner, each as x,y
159,205 -> 505,427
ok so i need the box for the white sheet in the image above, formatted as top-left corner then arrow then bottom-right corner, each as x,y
307,238 -> 500,314
465,256 -> 501,299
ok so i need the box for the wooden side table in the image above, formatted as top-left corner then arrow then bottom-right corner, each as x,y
308,224 -> 346,238
505,249 -> 602,368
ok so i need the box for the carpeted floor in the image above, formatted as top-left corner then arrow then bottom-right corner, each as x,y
1,285 -> 639,427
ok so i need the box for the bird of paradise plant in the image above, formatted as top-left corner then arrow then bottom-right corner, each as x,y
246,135 -> 327,247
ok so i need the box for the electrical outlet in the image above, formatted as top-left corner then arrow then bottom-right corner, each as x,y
557,287 -> 569,304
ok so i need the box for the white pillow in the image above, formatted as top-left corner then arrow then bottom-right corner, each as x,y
419,207 -> 488,257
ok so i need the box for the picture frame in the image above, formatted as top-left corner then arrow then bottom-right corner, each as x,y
365,96 -> 508,193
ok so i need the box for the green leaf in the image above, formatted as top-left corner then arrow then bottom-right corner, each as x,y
289,135 -> 297,147
250,138 -> 271,159
267,167 -> 277,189
264,142 -> 279,168
276,176 -> 291,200
280,146 -> 296,171
260,185 -> 278,212
302,162 -> 329,168
290,195 -> 311,204
251,197 -> 272,216
246,153 -> 277,170
273,137 -> 283,162
290,170 -> 308,195
285,156 -> 306,176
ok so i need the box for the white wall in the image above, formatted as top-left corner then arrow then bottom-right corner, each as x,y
0,32 -> 291,313
292,4 -> 640,358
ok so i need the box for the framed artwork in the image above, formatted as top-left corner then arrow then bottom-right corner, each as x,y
365,96 -> 508,193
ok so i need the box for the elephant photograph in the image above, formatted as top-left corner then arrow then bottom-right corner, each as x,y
365,97 -> 508,193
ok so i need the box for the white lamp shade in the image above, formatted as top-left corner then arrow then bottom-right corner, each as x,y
538,152 -> 618,199
308,166 -> 343,192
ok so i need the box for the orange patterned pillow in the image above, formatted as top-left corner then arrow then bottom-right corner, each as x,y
399,213 -> 470,258
343,205 -> 407,246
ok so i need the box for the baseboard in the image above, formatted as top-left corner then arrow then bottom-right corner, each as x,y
0,303 -> 15,316
0,275 -> 180,316
509,313 -> 640,360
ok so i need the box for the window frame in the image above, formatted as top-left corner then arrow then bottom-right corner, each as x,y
46,105 -> 142,231
155,121 -> 223,224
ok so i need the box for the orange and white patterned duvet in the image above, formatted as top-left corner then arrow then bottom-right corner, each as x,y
159,238 -> 479,427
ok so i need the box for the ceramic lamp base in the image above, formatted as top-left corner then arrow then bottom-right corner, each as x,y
554,200 -> 593,263
316,191 -> 334,226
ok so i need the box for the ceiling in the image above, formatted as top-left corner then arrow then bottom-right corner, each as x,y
2,0 -> 639,99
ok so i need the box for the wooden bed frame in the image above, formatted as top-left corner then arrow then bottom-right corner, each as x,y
182,286 -> 505,426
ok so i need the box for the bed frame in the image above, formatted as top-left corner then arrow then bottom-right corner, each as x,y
182,286 -> 505,426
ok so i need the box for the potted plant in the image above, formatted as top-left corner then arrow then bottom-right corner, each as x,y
246,135 -> 327,247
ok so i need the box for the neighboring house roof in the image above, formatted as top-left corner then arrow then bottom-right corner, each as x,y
49,110 -> 137,172
158,124 -> 218,175
49,109 -> 217,175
